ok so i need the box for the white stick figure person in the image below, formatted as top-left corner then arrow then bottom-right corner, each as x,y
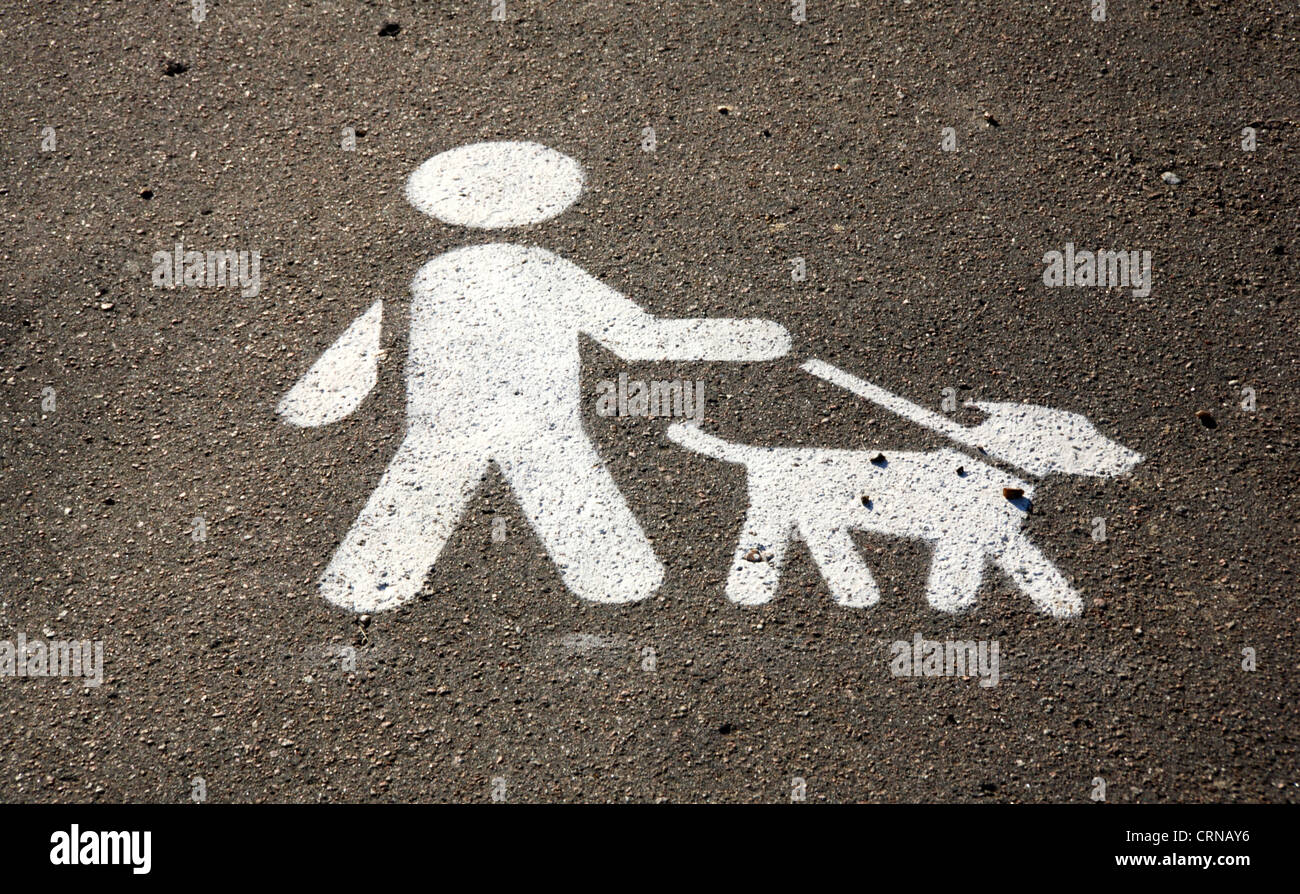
279,141 -> 790,612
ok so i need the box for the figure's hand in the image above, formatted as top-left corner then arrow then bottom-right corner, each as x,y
597,316 -> 790,362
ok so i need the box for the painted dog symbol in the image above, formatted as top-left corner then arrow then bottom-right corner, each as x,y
278,142 -> 790,612
665,423 -> 1081,617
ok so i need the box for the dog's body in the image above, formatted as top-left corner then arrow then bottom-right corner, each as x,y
667,424 -> 1080,617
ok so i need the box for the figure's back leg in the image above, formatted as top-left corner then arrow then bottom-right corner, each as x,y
991,535 -> 1081,617
320,432 -> 487,612
926,537 -> 986,613
499,429 -> 662,603
797,519 -> 880,608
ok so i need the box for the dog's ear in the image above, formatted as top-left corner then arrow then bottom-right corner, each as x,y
278,301 -> 383,426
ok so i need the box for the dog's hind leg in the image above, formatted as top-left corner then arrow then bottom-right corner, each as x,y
725,493 -> 795,605
925,537 -> 985,613
798,521 -> 880,608
992,535 -> 1081,617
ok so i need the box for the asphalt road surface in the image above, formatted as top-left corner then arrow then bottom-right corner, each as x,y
1,0 -> 1297,803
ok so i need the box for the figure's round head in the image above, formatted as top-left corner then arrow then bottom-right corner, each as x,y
406,141 -> 585,228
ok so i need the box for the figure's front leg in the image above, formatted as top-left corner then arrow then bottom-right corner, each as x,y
498,426 -> 663,604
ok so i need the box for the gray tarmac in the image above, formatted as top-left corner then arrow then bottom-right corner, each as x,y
0,0 -> 1297,802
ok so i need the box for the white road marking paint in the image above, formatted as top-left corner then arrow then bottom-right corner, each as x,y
406,141 -> 585,228
280,141 -> 1139,620
277,300 -> 382,427
666,423 -> 1082,617
283,143 -> 790,612
801,358 -> 1142,478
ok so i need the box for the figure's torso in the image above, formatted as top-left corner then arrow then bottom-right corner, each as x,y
404,244 -> 602,429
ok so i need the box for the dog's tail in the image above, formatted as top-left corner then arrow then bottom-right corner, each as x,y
666,422 -> 750,465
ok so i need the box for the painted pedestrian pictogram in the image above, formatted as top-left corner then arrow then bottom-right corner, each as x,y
279,141 -> 1142,616
278,142 -> 790,611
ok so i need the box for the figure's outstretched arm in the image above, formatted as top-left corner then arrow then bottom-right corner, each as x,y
582,277 -> 790,362
599,316 -> 791,361
277,301 -> 383,426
